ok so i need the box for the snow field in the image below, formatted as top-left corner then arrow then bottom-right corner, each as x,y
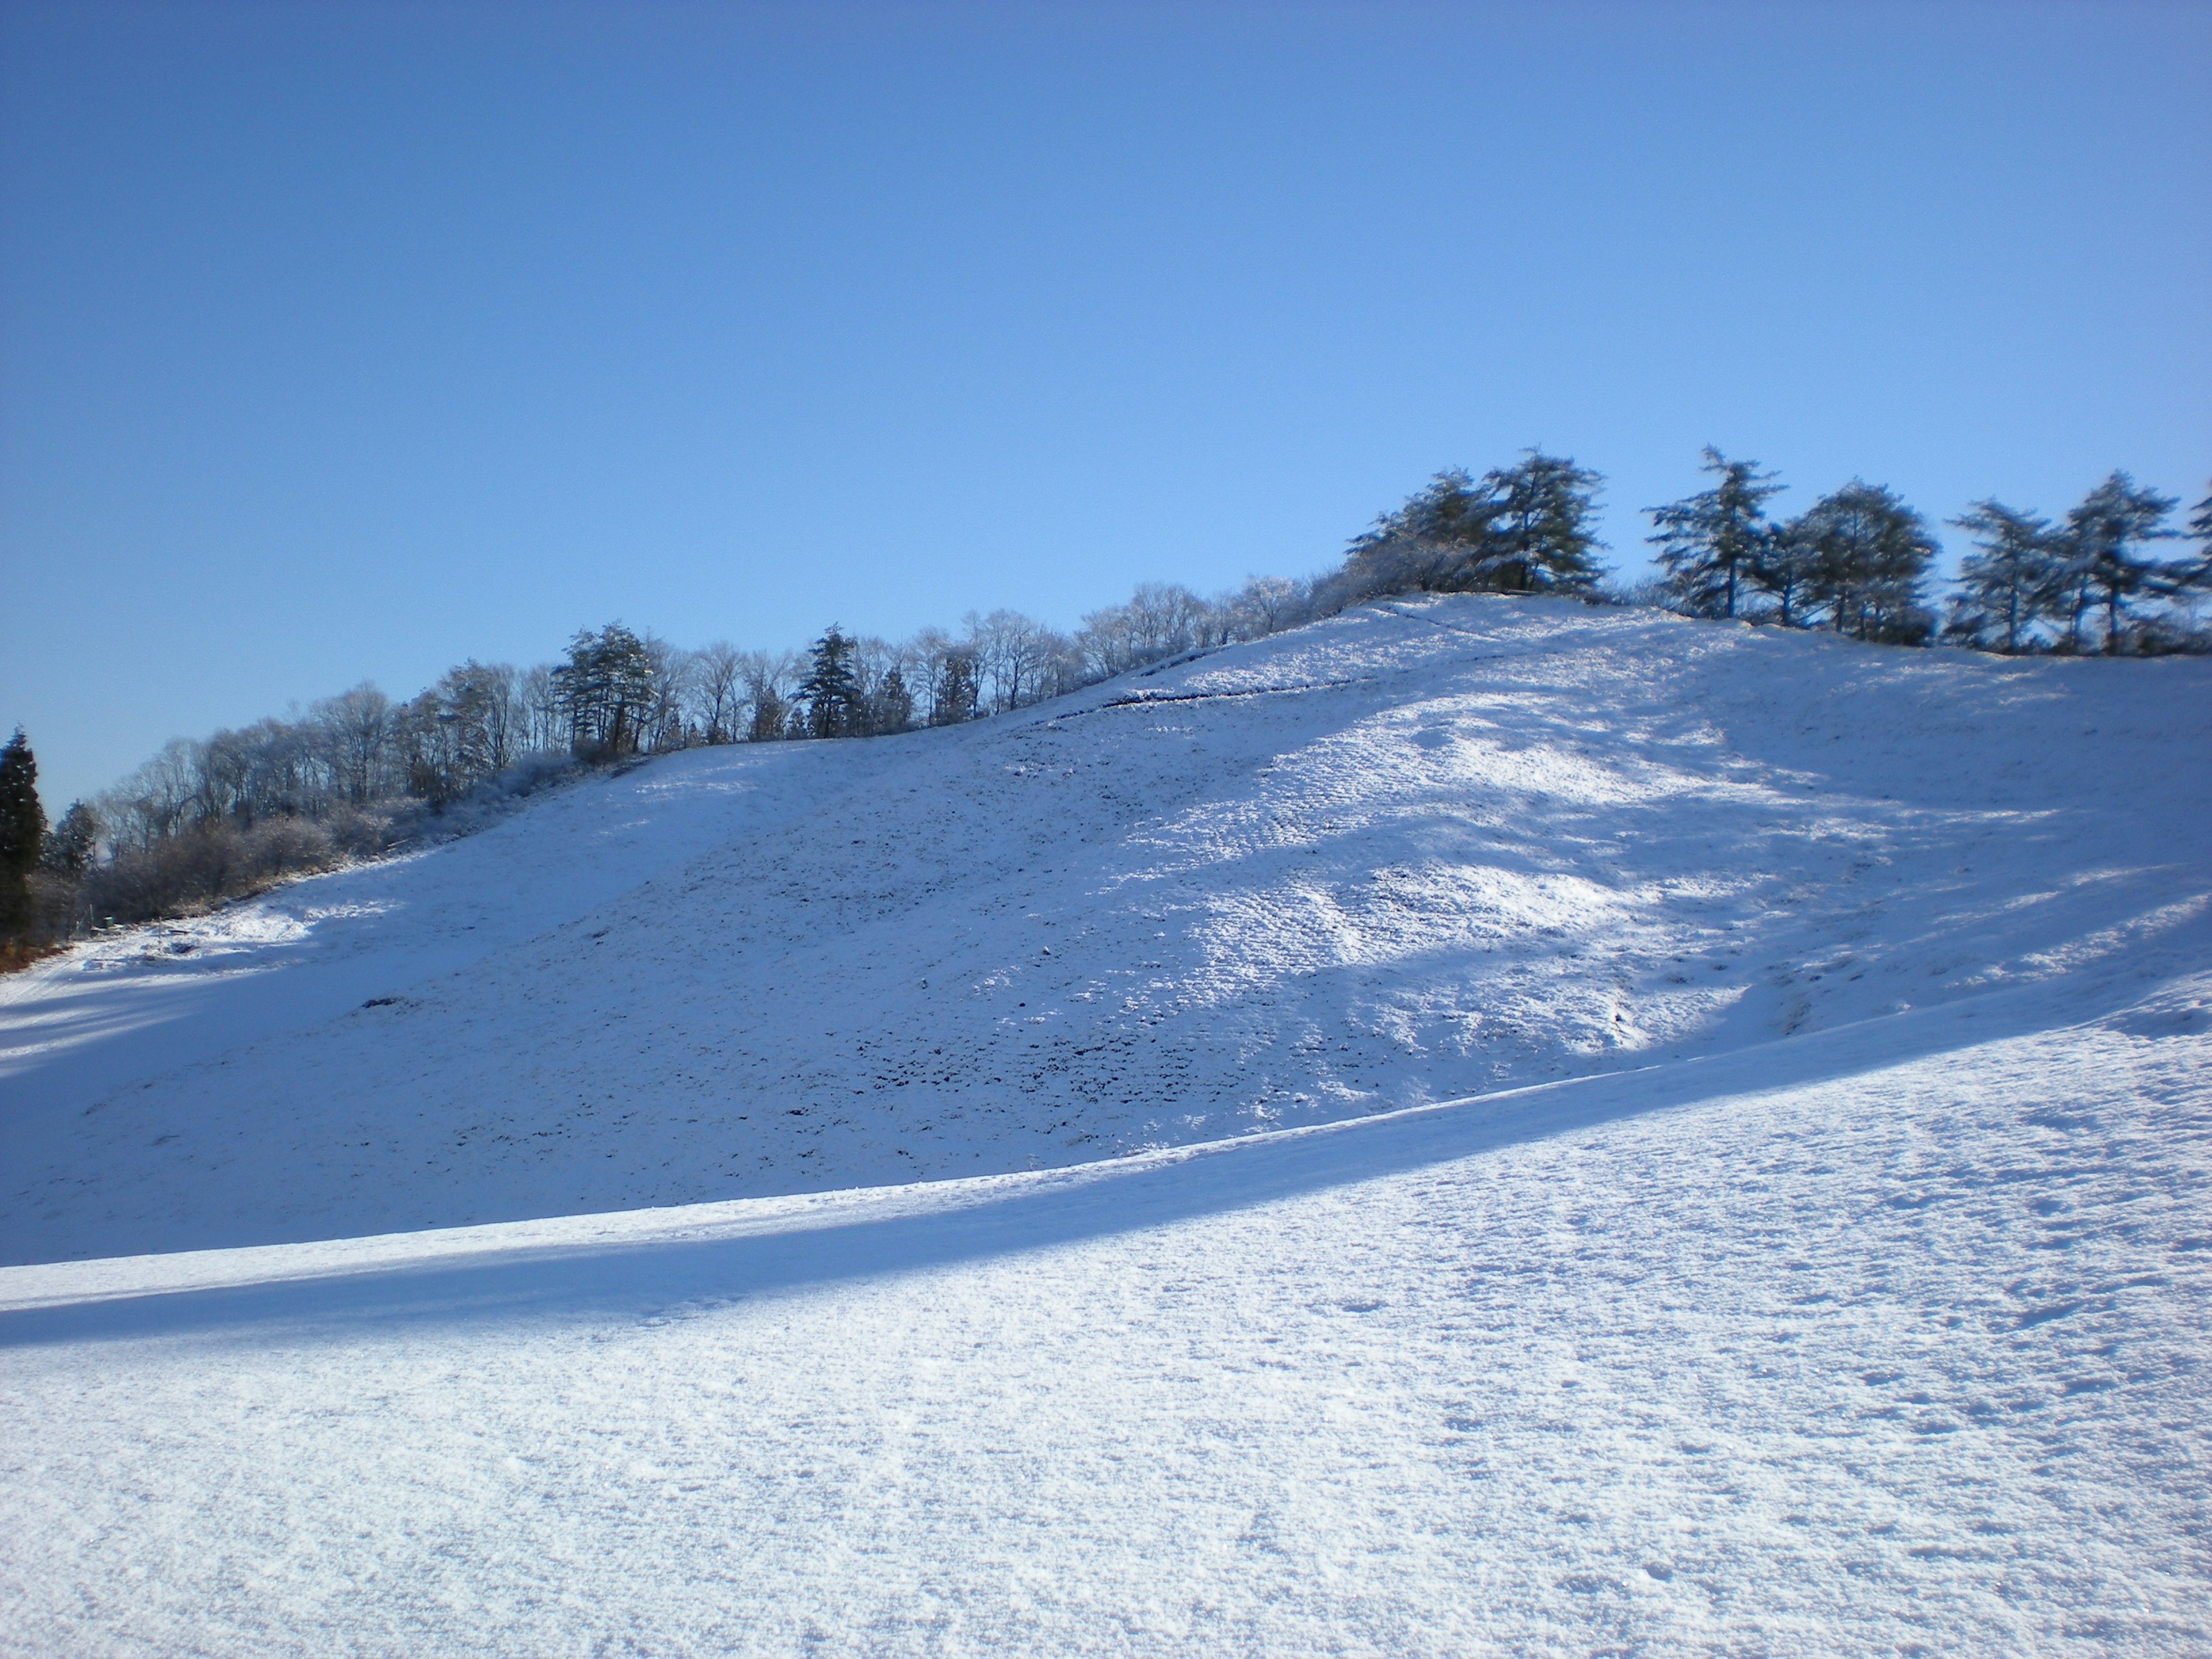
2,594 -> 2208,1654
2,980 -> 2206,1656
5,596 -> 2207,1263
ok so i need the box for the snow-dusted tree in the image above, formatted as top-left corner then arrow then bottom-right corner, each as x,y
196,725 -> 257,823
0,729 -> 45,937
199,717 -> 323,824
1076,584 -> 1215,679
1074,604 -> 1136,680
1230,574 -> 1308,638
965,609 -> 1064,713
748,689 -> 786,742
2145,483 -> 2212,647
845,635 -> 911,734
315,684 -> 394,805
899,628 -> 950,717
1944,500 -> 2060,654
484,664 -> 526,768
1126,584 -> 1207,660
1342,468 -> 1500,596
101,738 -> 202,853
372,662 -> 528,804
2055,471 -> 2177,653
1646,448 -> 1783,619
1196,590 -> 1241,647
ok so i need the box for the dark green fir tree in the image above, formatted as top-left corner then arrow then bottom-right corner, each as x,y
0,728 -> 47,938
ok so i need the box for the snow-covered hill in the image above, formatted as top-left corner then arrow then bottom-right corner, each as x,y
3,596 -> 2208,1656
5,595 -> 2205,1263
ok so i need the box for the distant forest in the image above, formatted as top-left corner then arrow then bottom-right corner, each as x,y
4,450 -> 2207,964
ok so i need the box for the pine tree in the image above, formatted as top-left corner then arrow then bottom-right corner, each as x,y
1343,469 -> 1503,594
41,802 -> 100,879
1344,452 -> 1607,598
2164,483 -> 2212,597
2061,471 -> 2177,653
1945,499 -> 2059,653
799,627 -> 861,739
1793,480 -> 1937,643
1646,448 -> 1783,619
1752,516 -> 1820,627
0,729 -> 47,938
551,624 -> 656,756
1480,451 -> 1608,594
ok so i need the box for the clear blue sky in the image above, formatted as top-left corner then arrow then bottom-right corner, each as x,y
3,0 -> 2207,810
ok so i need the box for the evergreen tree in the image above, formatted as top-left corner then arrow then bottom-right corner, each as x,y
1344,452 -> 1607,597
2060,471 -> 2177,653
1480,450 -> 1608,594
1343,469 -> 1504,594
799,627 -> 861,738
551,623 -> 656,756
748,688 -> 787,742
0,729 -> 47,938
931,652 -> 980,726
1751,516 -> 1820,627
41,802 -> 100,879
1793,480 -> 1937,643
2165,482 -> 2212,597
1945,499 -> 2059,653
1646,448 -> 1783,619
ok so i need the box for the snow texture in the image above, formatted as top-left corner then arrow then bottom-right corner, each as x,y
1,595 -> 2207,1654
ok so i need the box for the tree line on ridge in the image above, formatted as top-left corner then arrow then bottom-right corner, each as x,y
3,450 -> 2206,963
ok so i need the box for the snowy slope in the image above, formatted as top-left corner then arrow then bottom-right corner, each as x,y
5,594 -> 2209,1263
1,970 -> 2206,1655
2,594 -> 2210,1656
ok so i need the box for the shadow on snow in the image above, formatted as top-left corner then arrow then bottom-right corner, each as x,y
0,965 -> 2142,1354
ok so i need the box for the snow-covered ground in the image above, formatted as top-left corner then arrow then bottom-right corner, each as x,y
6,596 -> 2206,1262
2,596 -> 2207,1654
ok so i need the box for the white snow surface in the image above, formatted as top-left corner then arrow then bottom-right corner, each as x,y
2,596 -> 2208,1654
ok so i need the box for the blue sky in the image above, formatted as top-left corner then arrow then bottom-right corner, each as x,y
3,0 -> 2207,809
